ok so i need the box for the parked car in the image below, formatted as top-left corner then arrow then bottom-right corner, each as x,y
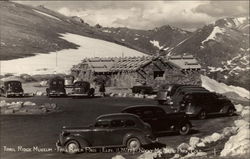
156,84 -> 186,104
172,92 -> 236,119
121,105 -> 192,135
0,80 -> 24,97
156,84 -> 206,105
170,87 -> 209,107
56,113 -> 156,154
46,77 -> 66,97
69,81 -> 95,97
131,85 -> 153,94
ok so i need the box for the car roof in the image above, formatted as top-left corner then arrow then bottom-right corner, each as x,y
96,113 -> 139,121
4,80 -> 21,84
122,105 -> 163,112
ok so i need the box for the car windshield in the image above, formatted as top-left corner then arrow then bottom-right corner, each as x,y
74,82 -> 89,87
6,82 -> 21,88
50,80 -> 64,86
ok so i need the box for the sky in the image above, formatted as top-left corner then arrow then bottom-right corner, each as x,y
15,1 -> 249,31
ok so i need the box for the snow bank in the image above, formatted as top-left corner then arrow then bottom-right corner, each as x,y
220,105 -> 250,157
201,75 -> 249,99
1,33 -> 146,75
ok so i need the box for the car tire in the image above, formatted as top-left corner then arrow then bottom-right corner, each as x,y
65,140 -> 80,154
198,110 -> 207,120
126,138 -> 141,152
227,107 -> 235,116
179,123 -> 191,135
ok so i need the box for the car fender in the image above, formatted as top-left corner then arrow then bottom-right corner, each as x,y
221,103 -> 236,113
64,134 -> 90,148
122,132 -> 144,146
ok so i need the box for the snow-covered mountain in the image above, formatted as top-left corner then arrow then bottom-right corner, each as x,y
167,17 -> 249,89
98,25 -> 191,55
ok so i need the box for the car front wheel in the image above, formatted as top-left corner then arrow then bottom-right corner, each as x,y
65,140 -> 80,154
179,123 -> 191,135
127,138 -> 141,152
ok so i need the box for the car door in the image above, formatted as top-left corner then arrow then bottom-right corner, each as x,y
92,120 -> 113,147
203,93 -> 217,113
108,119 -> 127,146
153,108 -> 171,131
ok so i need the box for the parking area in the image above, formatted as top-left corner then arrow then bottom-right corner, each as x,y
0,96 -> 238,159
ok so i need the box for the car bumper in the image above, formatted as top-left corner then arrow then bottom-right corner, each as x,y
49,92 -> 65,96
185,112 -> 198,117
6,92 -> 23,96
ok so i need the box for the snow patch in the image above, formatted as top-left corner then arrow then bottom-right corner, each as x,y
202,26 -> 225,44
1,33 -> 146,75
32,9 -> 62,21
150,40 -> 164,49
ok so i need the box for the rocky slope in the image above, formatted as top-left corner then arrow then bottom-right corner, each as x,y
0,1 -> 128,60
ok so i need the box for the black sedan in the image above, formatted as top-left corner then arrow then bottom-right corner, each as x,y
122,105 -> 192,135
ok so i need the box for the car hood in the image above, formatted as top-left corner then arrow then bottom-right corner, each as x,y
62,126 -> 91,132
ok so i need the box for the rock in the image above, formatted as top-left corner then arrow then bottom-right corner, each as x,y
202,136 -> 213,144
170,154 -> 180,159
23,101 -> 36,106
163,147 -> 176,154
235,104 -> 243,113
8,103 -> 23,110
196,142 -> 205,147
39,80 -> 48,87
211,133 -> 223,142
222,127 -> 237,137
177,143 -> 190,154
36,91 -> 44,96
137,150 -> 162,159
181,152 -> 196,159
43,103 -> 57,110
122,93 -> 128,97
111,155 -> 126,159
0,100 -> 7,107
189,137 -> 200,147
196,151 -> 207,157
241,108 -> 250,120
2,109 -> 15,114
110,93 -> 116,97
202,133 -> 223,144
118,93 -> 123,97
234,120 -> 249,130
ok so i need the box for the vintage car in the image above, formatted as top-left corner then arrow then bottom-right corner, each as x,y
131,85 -> 154,94
121,105 -> 192,135
156,84 -> 206,105
69,81 -> 95,97
56,113 -> 156,154
46,77 -> 66,97
172,92 -> 236,119
0,80 -> 24,97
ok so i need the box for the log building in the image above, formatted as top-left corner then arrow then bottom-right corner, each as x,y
71,55 -> 201,87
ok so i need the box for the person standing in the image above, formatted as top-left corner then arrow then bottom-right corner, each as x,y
99,82 -> 105,97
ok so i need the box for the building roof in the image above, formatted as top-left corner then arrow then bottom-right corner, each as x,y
71,55 -> 201,72
167,55 -> 201,70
